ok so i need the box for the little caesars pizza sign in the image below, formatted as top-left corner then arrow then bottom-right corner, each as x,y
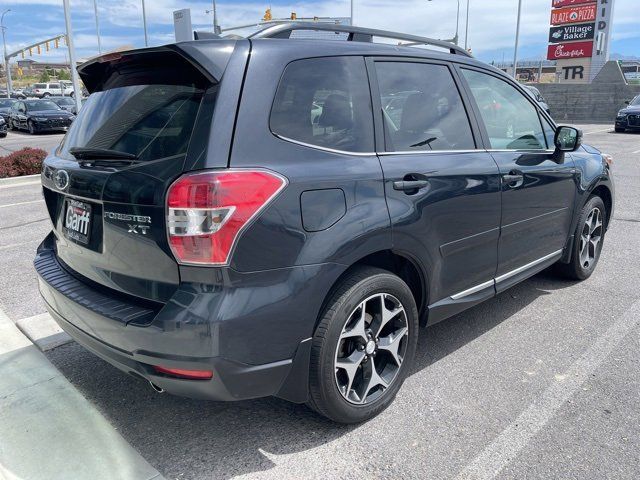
547,0 -> 616,83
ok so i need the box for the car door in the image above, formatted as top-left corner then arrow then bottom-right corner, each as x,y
368,58 -> 502,323
459,67 -> 576,292
14,102 -> 26,128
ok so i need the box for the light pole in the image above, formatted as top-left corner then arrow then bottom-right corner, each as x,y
350,0 -> 354,26
464,0 -> 470,50
427,0 -> 461,46
93,0 -> 101,54
62,0 -> 82,113
141,0 -> 148,47
512,0 -> 523,79
206,3 -> 221,35
1,9 -> 12,98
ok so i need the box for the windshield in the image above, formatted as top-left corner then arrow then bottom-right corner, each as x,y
631,96 -> 640,106
26,100 -> 61,111
59,84 -> 203,162
0,99 -> 14,108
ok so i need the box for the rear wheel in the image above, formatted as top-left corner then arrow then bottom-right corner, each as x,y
556,196 -> 606,280
42,92 -> 50,98
308,267 -> 418,423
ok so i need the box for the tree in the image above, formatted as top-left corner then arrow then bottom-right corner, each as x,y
57,69 -> 70,81
39,69 -> 50,83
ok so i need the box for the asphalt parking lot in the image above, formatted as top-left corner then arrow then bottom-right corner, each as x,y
1,125 -> 639,480
0,130 -> 65,155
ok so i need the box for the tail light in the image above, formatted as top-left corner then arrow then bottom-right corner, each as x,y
167,169 -> 287,265
153,365 -> 213,380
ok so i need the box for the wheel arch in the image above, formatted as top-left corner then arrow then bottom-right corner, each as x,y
590,183 -> 613,229
315,250 -> 429,330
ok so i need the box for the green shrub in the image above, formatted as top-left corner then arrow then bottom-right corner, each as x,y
0,147 -> 47,178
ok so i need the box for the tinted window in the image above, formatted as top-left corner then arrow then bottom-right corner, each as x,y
462,69 -> 546,150
630,95 -> 640,106
375,62 -> 475,151
270,57 -> 374,153
0,99 -> 13,108
60,84 -> 203,162
541,116 -> 556,149
33,84 -> 46,89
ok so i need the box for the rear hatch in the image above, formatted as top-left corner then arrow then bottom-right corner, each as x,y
41,42 -> 242,303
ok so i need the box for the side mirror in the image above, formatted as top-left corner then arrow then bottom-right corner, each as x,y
554,126 -> 582,152
625,100 -> 630,105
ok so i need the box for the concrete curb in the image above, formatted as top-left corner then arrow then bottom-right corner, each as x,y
15,312 -> 73,352
0,174 -> 40,187
0,308 -> 164,480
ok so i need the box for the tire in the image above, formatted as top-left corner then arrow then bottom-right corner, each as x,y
556,195 -> 606,281
614,127 -> 625,133
308,266 -> 419,423
28,120 -> 36,135
42,92 -> 50,98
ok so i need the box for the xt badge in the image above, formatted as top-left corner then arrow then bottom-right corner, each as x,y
104,211 -> 151,236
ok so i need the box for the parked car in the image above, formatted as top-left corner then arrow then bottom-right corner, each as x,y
32,82 -> 74,98
0,116 -> 7,137
9,99 -> 75,134
34,24 -> 614,424
0,98 -> 15,123
49,96 -> 78,114
615,95 -> 640,132
0,89 -> 27,99
523,85 -> 551,114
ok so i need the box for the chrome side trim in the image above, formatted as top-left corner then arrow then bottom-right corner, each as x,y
495,249 -> 563,284
273,134 -> 377,157
450,279 -> 495,300
377,149 -> 481,156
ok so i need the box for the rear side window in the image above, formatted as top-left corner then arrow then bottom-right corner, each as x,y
270,56 -> 374,153
375,62 -> 475,151
462,69 -> 547,150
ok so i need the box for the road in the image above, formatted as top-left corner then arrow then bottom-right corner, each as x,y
1,125 -> 639,480
0,130 -> 64,155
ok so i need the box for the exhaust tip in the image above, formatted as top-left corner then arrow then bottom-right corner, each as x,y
149,381 -> 164,393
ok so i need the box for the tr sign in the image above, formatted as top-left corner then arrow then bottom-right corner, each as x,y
550,4 -> 597,25
552,0 -> 595,7
547,40 -> 594,60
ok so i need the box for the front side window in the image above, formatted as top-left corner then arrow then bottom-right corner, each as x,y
270,56 -> 374,153
375,62 -> 475,151
462,69 -> 546,150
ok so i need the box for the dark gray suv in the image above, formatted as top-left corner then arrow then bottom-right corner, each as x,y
35,24 -> 614,423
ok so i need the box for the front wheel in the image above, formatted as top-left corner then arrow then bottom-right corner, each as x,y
28,120 -> 36,135
614,127 -> 625,133
556,196 -> 606,280
308,266 -> 419,423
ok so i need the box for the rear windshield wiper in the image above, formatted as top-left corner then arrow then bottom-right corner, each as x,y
69,147 -> 138,161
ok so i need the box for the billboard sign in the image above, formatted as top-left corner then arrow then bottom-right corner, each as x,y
552,0 -> 595,8
547,41 -> 594,60
549,22 -> 595,43
550,4 -> 597,25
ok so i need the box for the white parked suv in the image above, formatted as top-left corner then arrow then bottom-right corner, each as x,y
32,82 -> 74,98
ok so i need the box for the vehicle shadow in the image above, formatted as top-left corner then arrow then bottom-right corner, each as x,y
46,268 -> 578,480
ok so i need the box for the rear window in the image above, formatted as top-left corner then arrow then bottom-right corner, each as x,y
34,84 -> 46,89
270,56 -> 374,153
59,84 -> 204,162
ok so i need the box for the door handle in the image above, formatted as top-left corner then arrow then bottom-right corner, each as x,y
393,180 -> 429,191
502,173 -> 524,188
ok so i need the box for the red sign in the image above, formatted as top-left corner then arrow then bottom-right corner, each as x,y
552,0 -> 595,8
550,4 -> 597,25
547,41 -> 594,60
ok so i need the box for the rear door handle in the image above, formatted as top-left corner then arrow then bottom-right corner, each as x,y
393,180 -> 429,191
502,173 -> 524,188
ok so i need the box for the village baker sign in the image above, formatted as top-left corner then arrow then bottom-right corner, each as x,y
549,22 -> 595,42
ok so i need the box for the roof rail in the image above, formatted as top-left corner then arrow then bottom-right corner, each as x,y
248,23 -> 472,57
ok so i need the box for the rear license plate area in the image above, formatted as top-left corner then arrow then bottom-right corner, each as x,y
63,198 -> 92,244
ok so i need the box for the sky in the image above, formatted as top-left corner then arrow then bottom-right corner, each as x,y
1,0 -> 639,66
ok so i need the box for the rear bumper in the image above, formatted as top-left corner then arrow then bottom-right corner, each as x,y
35,233 -> 342,402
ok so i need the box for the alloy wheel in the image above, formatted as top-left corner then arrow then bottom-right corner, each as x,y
334,293 -> 409,405
579,207 -> 603,269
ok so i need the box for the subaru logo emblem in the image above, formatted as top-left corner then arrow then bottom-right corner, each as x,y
54,170 -> 69,191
